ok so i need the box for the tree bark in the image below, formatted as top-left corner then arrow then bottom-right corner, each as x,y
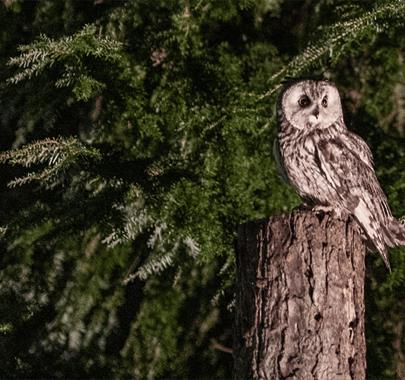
234,210 -> 366,380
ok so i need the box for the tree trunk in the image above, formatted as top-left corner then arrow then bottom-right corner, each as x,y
234,210 -> 366,380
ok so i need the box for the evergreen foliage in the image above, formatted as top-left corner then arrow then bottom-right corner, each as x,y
0,0 -> 404,378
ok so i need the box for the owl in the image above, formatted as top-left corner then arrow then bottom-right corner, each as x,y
274,79 -> 405,270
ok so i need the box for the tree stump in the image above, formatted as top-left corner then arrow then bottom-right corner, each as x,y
234,210 -> 366,380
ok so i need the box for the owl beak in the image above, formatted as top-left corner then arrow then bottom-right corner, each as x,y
312,106 -> 319,119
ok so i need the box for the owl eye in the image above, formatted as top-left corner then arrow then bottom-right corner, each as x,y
298,95 -> 311,108
322,96 -> 328,107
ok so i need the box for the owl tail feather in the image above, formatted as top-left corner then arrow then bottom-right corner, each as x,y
377,218 -> 405,272
376,246 -> 391,273
353,200 -> 393,270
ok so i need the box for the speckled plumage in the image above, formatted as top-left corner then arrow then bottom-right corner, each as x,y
276,79 -> 405,270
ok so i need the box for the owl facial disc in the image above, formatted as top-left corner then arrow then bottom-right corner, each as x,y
280,80 -> 343,130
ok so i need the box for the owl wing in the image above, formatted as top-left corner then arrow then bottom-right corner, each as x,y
273,138 -> 291,184
314,132 -> 393,269
341,131 -> 374,171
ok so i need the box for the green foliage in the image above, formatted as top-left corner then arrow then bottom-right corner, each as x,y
262,0 -> 405,98
0,0 -> 404,379
8,24 -> 123,101
0,137 -> 101,187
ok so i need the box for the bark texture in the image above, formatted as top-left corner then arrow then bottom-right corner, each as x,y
234,210 -> 366,380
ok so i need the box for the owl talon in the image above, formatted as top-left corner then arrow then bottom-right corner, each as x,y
296,202 -> 313,211
312,205 -> 346,220
312,205 -> 334,214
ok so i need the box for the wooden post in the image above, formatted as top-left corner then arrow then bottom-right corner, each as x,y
234,210 -> 366,380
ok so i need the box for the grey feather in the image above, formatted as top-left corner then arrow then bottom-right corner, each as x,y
276,79 -> 405,270
273,138 -> 290,184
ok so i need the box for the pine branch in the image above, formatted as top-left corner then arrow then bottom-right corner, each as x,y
261,0 -> 405,99
103,188 -> 201,280
135,249 -> 177,281
7,24 -> 123,101
0,226 -> 7,239
0,137 -> 101,188
100,185 -> 149,248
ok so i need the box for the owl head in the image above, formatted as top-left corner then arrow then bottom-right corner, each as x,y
278,79 -> 343,131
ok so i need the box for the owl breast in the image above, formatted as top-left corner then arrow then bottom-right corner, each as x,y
278,122 -> 344,207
